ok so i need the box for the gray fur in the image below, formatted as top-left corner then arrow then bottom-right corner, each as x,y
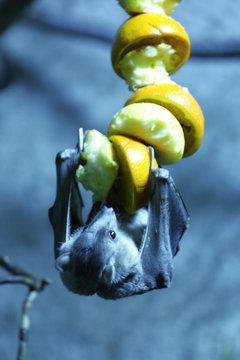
50,147 -> 189,299
56,206 -> 145,295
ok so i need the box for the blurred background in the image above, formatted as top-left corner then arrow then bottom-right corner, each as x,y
0,1 -> 240,359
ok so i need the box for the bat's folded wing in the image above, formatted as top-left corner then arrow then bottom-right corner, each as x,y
48,148 -> 84,258
98,166 -> 189,299
140,167 -> 190,291
49,142 -> 189,299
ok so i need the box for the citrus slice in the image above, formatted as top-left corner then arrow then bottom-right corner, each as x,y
108,102 -> 185,164
118,0 -> 180,16
125,83 -> 204,156
117,43 -> 176,90
109,135 -> 157,213
111,13 -> 190,88
75,130 -> 119,202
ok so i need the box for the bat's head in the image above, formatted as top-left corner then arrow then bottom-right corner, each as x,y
56,206 -> 120,295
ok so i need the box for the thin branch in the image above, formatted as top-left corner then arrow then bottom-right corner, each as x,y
0,275 -> 36,286
0,255 -> 34,277
17,289 -> 38,360
0,255 -> 50,360
0,255 -> 50,289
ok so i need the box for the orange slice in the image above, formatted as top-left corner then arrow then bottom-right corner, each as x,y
75,130 -> 119,202
109,135 -> 157,213
108,102 -> 185,164
111,13 -> 190,80
125,83 -> 204,157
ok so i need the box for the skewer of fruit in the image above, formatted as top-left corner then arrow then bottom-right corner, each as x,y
76,0 -> 204,214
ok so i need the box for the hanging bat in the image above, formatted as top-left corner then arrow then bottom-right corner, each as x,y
49,138 -> 189,299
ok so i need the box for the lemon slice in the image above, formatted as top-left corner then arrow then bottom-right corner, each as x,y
75,130 -> 119,202
108,102 -> 185,164
109,135 -> 157,213
118,43 -> 175,90
111,13 -> 190,87
126,83 -> 204,156
118,0 -> 180,15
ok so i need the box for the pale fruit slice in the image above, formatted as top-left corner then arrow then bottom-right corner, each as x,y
111,13 -> 190,88
108,103 -> 185,164
118,0 -> 180,15
126,83 -> 204,157
118,43 -> 175,90
109,135 -> 157,213
75,130 -> 119,202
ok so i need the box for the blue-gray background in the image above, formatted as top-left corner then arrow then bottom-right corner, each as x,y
0,1 -> 240,359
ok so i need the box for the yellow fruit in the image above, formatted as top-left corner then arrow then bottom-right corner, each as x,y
109,135 -> 157,213
125,83 -> 204,156
117,43 -> 176,90
75,130 -> 119,202
118,0 -> 180,15
108,102 -> 185,164
111,13 -> 190,80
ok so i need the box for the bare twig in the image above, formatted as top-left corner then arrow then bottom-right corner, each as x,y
0,255 -> 33,275
17,289 -> 38,360
0,255 -> 50,360
0,275 -> 36,286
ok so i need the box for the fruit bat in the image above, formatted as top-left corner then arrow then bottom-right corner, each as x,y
49,134 -> 189,300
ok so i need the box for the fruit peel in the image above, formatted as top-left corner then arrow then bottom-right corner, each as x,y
111,13 -> 191,81
109,134 -> 154,213
108,102 -> 185,164
125,83 -> 205,157
75,130 -> 119,202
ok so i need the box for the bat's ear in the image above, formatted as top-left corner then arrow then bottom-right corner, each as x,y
101,265 -> 115,285
55,254 -> 72,273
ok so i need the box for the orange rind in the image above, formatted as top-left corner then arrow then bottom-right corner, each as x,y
125,83 -> 204,156
111,13 -> 190,84
109,135 -> 158,213
108,102 -> 185,164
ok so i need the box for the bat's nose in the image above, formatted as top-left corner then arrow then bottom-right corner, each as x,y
103,206 -> 114,214
95,206 -> 115,219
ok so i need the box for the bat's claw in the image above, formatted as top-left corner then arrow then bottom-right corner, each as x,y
149,146 -> 169,180
78,128 -> 84,153
149,146 -> 156,171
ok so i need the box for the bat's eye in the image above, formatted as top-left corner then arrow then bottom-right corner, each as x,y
109,230 -> 116,239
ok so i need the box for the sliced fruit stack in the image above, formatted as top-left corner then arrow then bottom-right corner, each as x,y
76,0 -> 204,213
